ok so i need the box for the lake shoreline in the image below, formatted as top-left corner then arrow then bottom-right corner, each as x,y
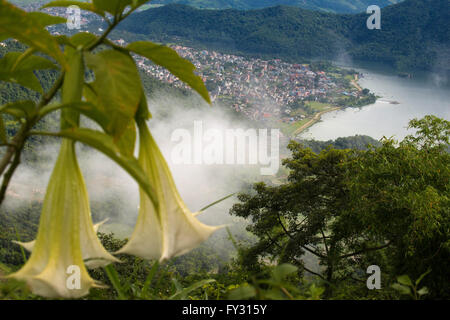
290,73 -> 374,138
299,64 -> 450,141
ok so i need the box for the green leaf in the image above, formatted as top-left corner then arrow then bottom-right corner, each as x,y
0,2 -> 66,68
127,41 -> 211,104
92,0 -> 131,15
28,12 -> 67,27
391,283 -> 412,296
199,193 -> 235,212
42,1 -> 105,17
32,128 -> 159,211
169,279 -> 215,300
39,101 -> 106,126
0,52 -> 57,93
141,260 -> 159,298
104,265 -> 127,300
397,275 -> 413,287
0,100 -> 36,119
10,52 -> 57,73
415,269 -> 431,286
4,71 -> 42,93
135,90 -> 151,121
272,264 -> 298,282
84,49 -> 142,140
115,119 -> 136,157
417,287 -> 429,296
70,32 -> 98,48
228,285 -> 257,300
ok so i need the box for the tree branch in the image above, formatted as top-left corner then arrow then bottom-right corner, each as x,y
339,241 -> 391,259
0,145 -> 22,204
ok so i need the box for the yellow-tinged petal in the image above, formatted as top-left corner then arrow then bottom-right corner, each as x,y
7,140 -> 118,298
117,122 -> 222,261
12,219 -> 110,267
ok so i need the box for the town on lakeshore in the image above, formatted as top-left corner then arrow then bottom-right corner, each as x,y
10,1 -> 377,138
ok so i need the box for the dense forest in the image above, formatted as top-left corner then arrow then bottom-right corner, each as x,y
116,0 -> 450,73
9,0 -> 404,13
150,0 -> 403,13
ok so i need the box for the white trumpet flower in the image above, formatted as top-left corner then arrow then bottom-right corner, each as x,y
116,122 -> 221,261
7,140 -> 119,298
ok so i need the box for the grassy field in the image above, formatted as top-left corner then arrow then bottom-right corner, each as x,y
305,101 -> 331,112
275,118 -> 310,136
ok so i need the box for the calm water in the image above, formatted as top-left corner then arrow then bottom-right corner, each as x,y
301,64 -> 450,141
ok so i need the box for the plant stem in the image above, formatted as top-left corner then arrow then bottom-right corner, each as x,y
0,73 -> 64,207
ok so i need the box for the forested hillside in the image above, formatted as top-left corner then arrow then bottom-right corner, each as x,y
117,0 -> 449,72
150,0 -> 402,13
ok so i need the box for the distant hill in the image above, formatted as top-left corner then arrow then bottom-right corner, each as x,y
151,1 -> 403,13
117,0 -> 450,73
9,0 -> 403,13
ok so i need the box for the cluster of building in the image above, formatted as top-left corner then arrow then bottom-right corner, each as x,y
134,44 -> 352,122
12,2 -> 361,125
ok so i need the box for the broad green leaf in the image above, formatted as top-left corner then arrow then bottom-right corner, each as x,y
9,52 -> 57,72
135,90 -> 151,121
417,287 -> 429,296
115,119 -> 136,157
127,41 -> 211,104
93,0 -> 131,15
61,48 -> 85,129
54,35 -> 72,46
28,12 -> 67,27
33,128 -> 159,210
228,285 -> 257,300
42,1 -> 105,17
0,69 -> 41,93
272,263 -> 298,282
391,283 -> 412,296
84,49 -> 142,139
0,52 -> 57,93
0,114 -> 6,143
70,32 -> 98,48
39,102 -> 106,127
169,279 -> 215,300
397,275 -> 413,287
0,1 -> 66,68
0,100 -> 36,119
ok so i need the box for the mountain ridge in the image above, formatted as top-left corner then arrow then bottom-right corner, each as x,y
116,0 -> 449,73
150,0 -> 403,13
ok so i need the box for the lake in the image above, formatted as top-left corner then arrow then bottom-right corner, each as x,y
300,63 -> 450,141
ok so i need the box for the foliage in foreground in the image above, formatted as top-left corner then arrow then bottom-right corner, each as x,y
0,0 -> 224,298
231,116 -> 449,299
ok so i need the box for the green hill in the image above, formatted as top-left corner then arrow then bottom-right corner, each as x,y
116,0 -> 449,72
151,0 -> 403,13
9,0 -> 403,13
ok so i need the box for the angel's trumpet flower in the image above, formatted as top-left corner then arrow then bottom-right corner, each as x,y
7,139 -> 119,298
116,121 -> 221,261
